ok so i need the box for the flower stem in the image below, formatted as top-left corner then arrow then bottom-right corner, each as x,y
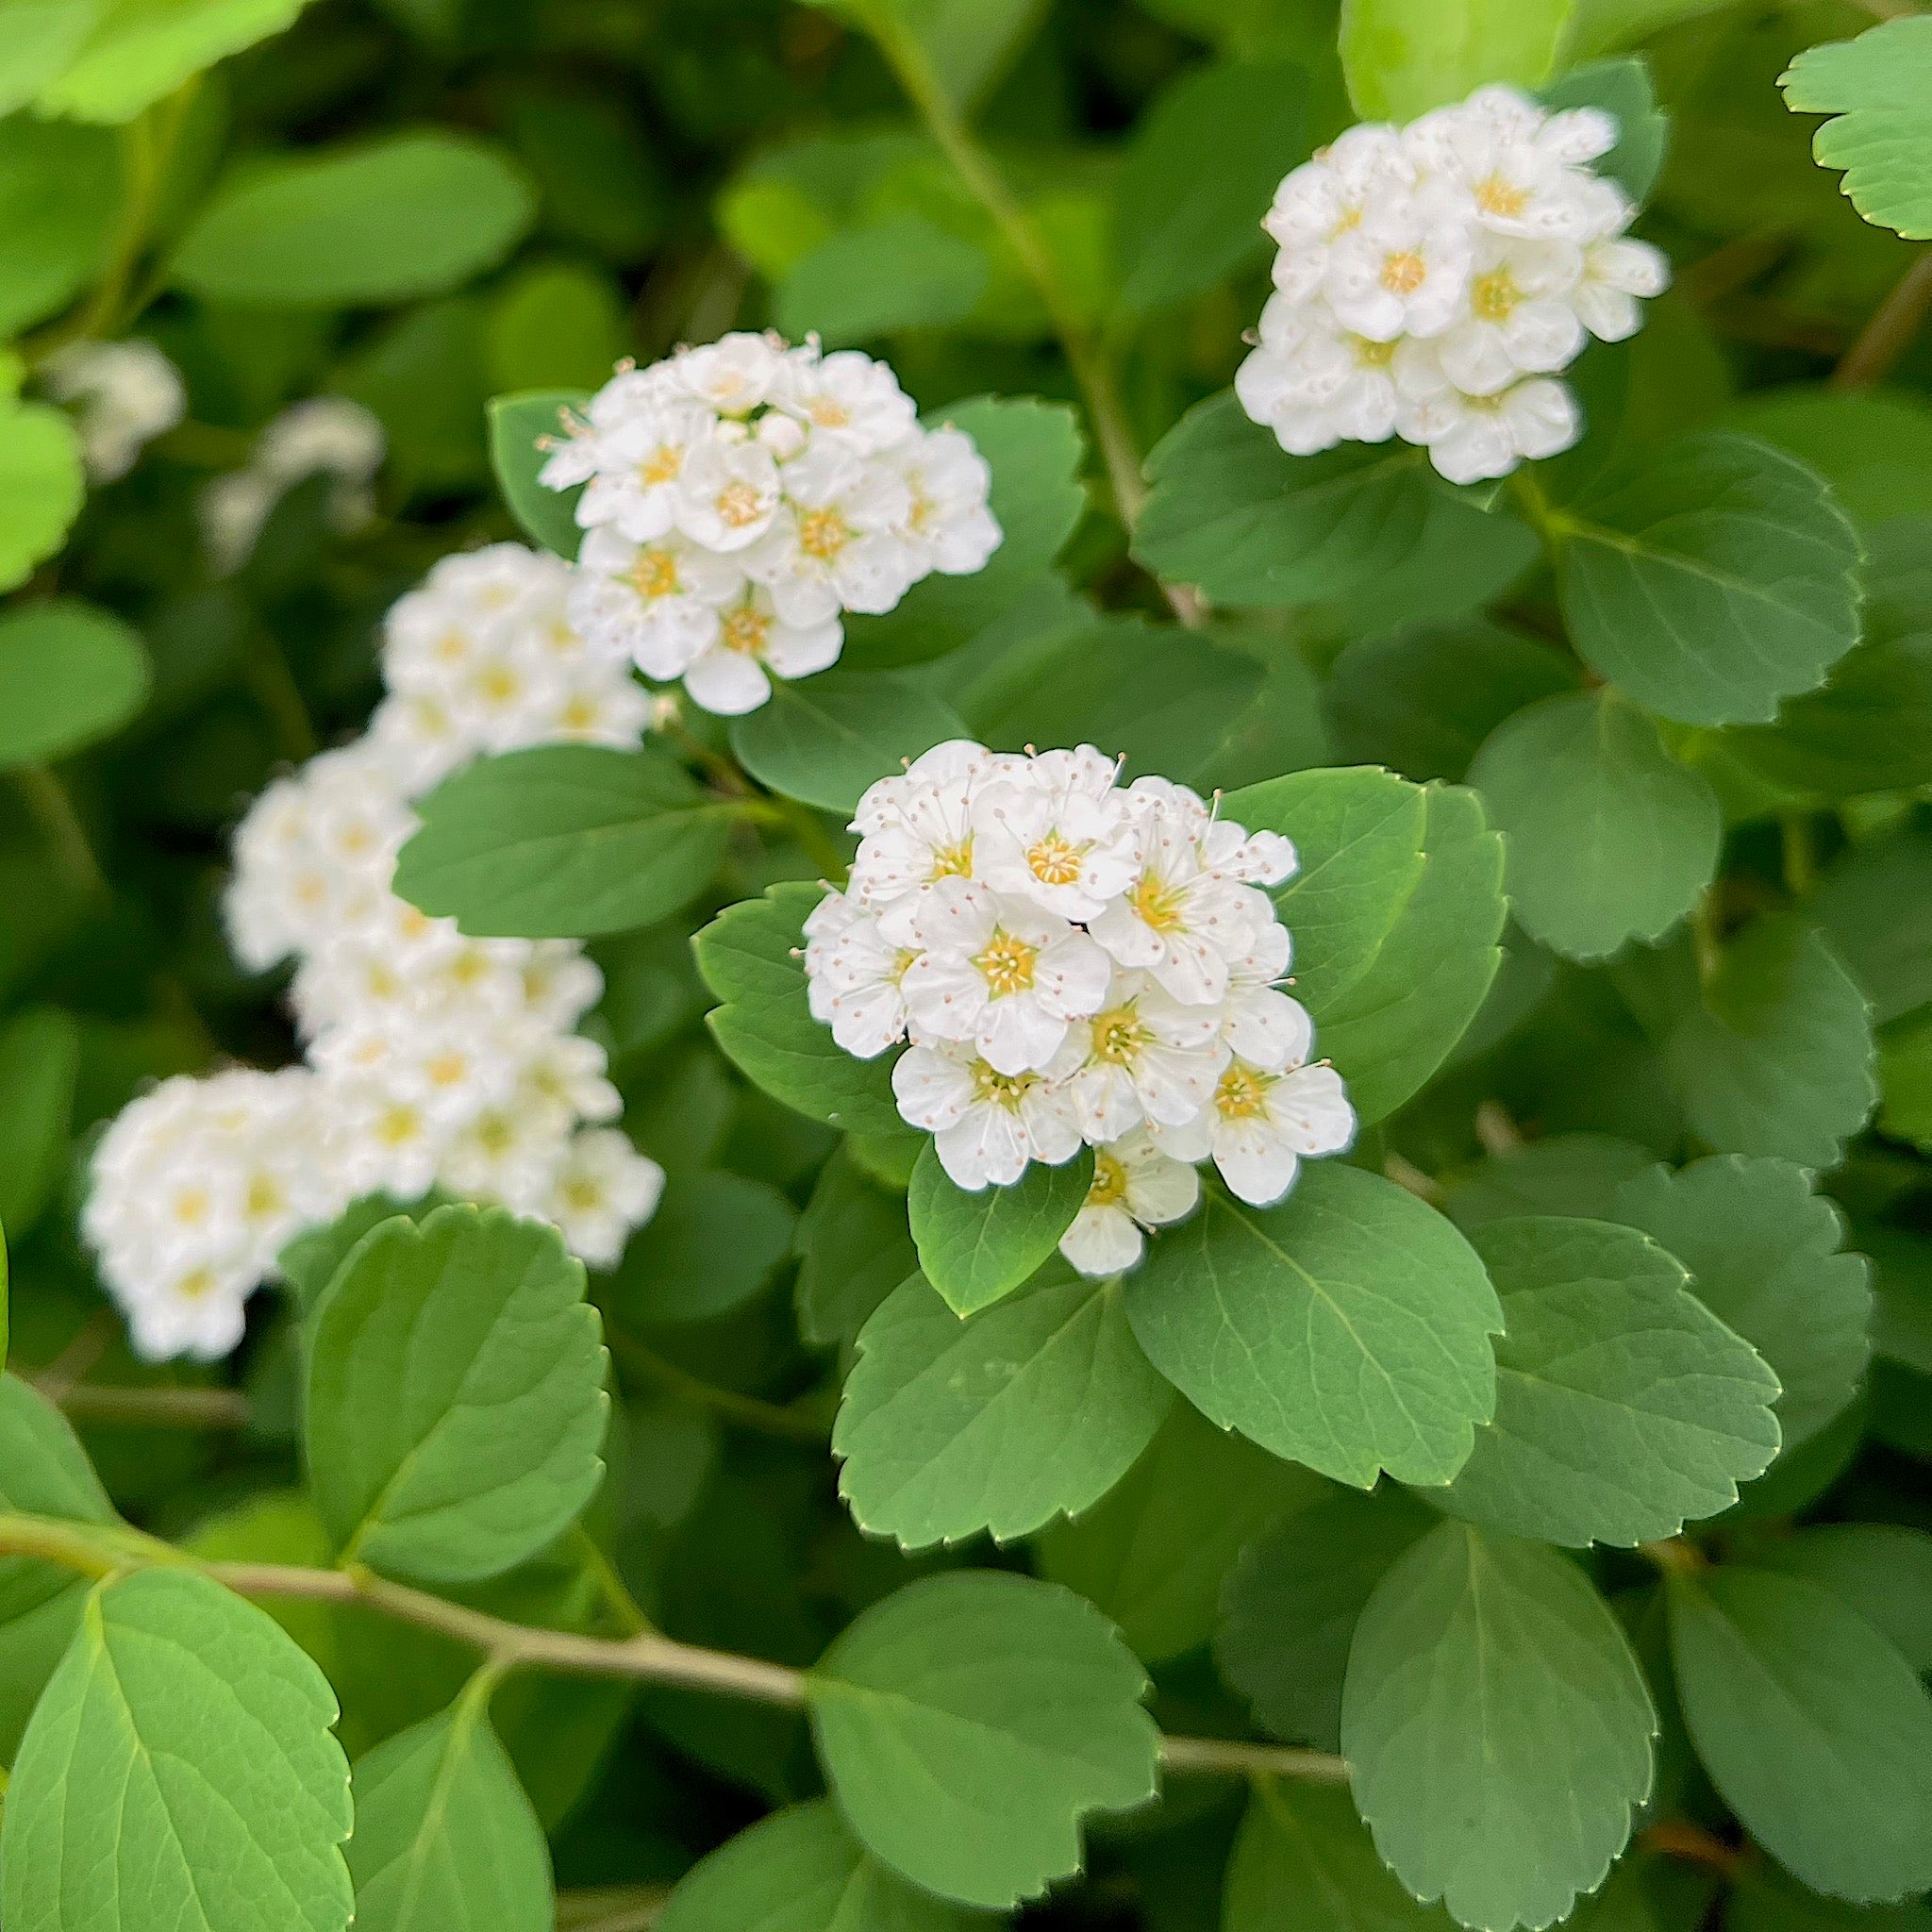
1833,250 -> 1932,391
14,765 -> 108,900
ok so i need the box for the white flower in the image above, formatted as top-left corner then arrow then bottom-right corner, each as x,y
570,525 -> 743,679
1572,237 -> 1672,342
541,1128 -> 666,1268
675,435 -> 783,552
1435,237 -> 1586,396
674,331 -> 784,414
883,425 -> 1001,577
1263,125 -> 1415,303
1324,204 -> 1473,341
898,880 -> 1112,1075
742,440 -> 916,625
199,396 -> 385,573
1221,921 -> 1312,1072
804,893 -> 915,1058
679,586 -> 842,716
970,745 -> 1138,923
1398,365 -> 1581,484
891,1039 -> 1083,1190
1064,973 -> 1230,1142
774,344 -> 920,453
1058,1128 -> 1201,1277
570,400 -> 714,542
41,339 -> 185,482
1154,1058 -> 1357,1207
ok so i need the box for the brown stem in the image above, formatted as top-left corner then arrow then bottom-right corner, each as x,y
1832,252 -> 1932,391
49,1383 -> 252,1431
1638,1537 -> 1708,1576
1158,1734 -> 1351,1783
1640,1819 -> 1749,1877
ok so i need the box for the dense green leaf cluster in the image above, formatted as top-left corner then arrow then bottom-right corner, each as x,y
2,1 -> 1932,1930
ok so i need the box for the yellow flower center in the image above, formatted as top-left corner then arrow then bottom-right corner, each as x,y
974,930 -> 1039,999
1327,204 -> 1364,241
715,480 -> 765,527
969,1062 -> 1037,1110
809,397 -> 850,427
722,605 -> 771,656
1380,250 -> 1426,295
475,663 -> 520,705
799,508 -> 850,560
930,837 -> 974,880
1091,1004 -> 1145,1066
1026,829 -> 1086,887
628,548 -> 681,600
1129,871 -> 1188,932
176,1266 -> 217,1301
376,1105 -> 421,1146
425,1051 -> 468,1088
1215,1063 -> 1274,1121
474,1113 -> 514,1154
434,629 -> 469,662
640,444 -> 683,486
1472,268 -> 1521,323
172,1186 -> 211,1225
558,694 -> 599,731
1476,175 -> 1529,219
1088,1151 -> 1128,1209
562,1175 -> 607,1211
1353,335 -> 1398,370
244,1174 -> 283,1220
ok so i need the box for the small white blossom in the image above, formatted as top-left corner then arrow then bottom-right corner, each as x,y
1240,81 -> 1667,483
41,339 -> 185,482
891,1038 -> 1085,1190
1059,1128 -> 1201,1277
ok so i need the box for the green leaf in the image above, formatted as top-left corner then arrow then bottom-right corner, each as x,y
1780,17 -> 1932,240
695,882 -> 906,1137
609,1167 -> 796,1324
1342,1523 -> 1656,1932
834,1264 -> 1171,1549
173,131 -> 536,305
775,213 -> 988,345
1217,1486 -> 1437,1753
1812,826 -> 1932,1025
1224,1778 -> 1455,1932
306,1203 -> 609,1584
1661,914 -> 1876,1167
487,389 -> 589,558
1751,1524 -> 1932,1675
1730,630 -> 1932,800
962,611 -> 1266,787
1667,1567 -> 1932,1902
657,1799 -> 987,1932
0,1568 -> 354,1932
0,1007 -> 77,1239
485,262 -> 624,394
395,744 -> 738,940
1123,1164 -> 1502,1489
1444,1134 -> 1659,1233
0,600 -> 151,771
0,0 -> 100,117
346,1690 -> 552,1932
1326,620 -> 1576,785
794,1146 -> 917,1351
730,673 -> 969,815
1611,1156 -> 1871,1450
1553,432 -> 1863,727
814,0 -> 1050,111
841,396 -> 1086,671
1437,1216 -> 1781,1547
1341,0 -> 1573,120
0,397 -> 84,592
1039,1400 -> 1325,1666
1305,782 -> 1507,1124
1541,57 -> 1668,205
1725,389 -> 1932,527
1469,690 -> 1720,961
1135,394 -> 1436,609
907,1139 -> 1093,1317
1226,767 -> 1506,1124
277,1192 -> 444,1315
34,0 -> 311,120
1728,1866 -> 1932,1932
1112,58 -> 1307,316
807,1570 -> 1159,1908
0,117 -> 118,335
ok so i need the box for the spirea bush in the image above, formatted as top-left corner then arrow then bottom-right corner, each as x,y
1,1 -> 1931,1929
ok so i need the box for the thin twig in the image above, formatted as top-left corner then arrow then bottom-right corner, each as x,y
557,1889 -> 669,1932
48,1383 -> 252,1431
27,1311 -> 120,1402
606,1331 -> 833,1445
1832,251 -> 1932,391
0,1511 -> 1352,1785
14,766 -> 108,900
1640,1819 -> 1750,1877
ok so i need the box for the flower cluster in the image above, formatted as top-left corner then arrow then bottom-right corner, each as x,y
40,339 -> 186,482
86,543 -> 663,1361
1236,84 -> 1670,485
539,332 -> 1001,717
201,395 -> 388,575
802,742 -> 1356,1277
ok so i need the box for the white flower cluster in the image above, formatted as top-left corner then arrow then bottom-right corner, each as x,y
85,543 -> 663,1362
41,339 -> 186,482
1237,84 -> 1670,485
540,332 -> 1001,717
802,742 -> 1356,1278
201,396 -> 388,575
